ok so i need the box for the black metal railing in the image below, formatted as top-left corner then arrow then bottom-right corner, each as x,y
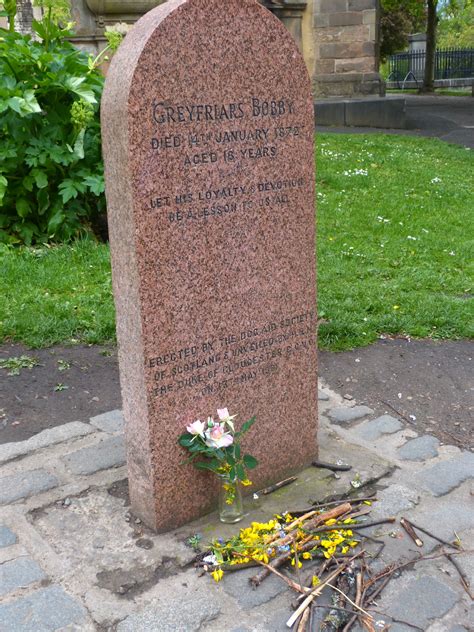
388,48 -> 474,84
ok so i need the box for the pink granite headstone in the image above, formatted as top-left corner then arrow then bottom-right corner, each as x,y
102,0 -> 317,531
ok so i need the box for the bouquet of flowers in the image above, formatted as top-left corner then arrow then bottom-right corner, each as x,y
178,408 -> 258,511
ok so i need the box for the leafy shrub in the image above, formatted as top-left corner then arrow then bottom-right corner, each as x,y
0,1 -> 118,244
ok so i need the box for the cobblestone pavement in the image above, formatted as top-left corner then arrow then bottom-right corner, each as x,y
0,383 -> 472,631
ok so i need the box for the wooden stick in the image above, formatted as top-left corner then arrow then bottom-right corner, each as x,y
286,564 -> 348,628
270,503 -> 352,549
403,518 -> 461,550
311,496 -> 376,510
400,518 -> 424,547
234,552 -> 307,594
296,606 -> 310,632
255,476 -> 297,496
309,518 -> 395,535
312,459 -> 352,472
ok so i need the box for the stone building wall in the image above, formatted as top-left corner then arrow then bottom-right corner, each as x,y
5,0 -> 383,98
312,0 -> 383,97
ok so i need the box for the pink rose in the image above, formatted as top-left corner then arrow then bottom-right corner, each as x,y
205,423 -> 234,448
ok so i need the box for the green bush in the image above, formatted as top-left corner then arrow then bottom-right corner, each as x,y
0,1 -> 110,244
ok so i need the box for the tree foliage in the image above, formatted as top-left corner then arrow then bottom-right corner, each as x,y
380,0 -> 426,59
438,0 -> 474,47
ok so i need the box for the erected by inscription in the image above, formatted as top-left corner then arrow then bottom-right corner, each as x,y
102,0 -> 318,531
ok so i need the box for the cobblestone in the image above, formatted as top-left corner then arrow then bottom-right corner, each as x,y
0,557 -> 46,597
378,575 -> 459,629
327,405 -> 373,424
90,409 -> 124,434
354,414 -> 403,441
117,596 -> 220,631
0,585 -> 87,631
0,525 -> 17,548
318,390 -> 330,401
0,422 -> 94,465
371,484 -> 419,517
0,469 -> 59,505
417,451 -> 474,495
62,435 -> 126,475
221,566 -> 288,608
397,434 -> 439,461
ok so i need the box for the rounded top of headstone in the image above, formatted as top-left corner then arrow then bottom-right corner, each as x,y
103,0 -> 311,118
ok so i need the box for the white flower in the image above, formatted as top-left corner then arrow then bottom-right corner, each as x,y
186,420 -> 205,437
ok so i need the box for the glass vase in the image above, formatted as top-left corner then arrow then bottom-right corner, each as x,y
218,475 -> 244,523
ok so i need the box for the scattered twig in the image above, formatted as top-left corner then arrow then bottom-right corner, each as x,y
390,618 -> 424,631
327,583 -> 373,619
446,553 -> 473,599
402,518 -> 460,550
400,518 -> 424,547
312,459 -> 352,472
309,518 -> 395,536
255,476 -> 297,496
234,552 -> 306,594
380,399 -> 412,424
368,549 -> 473,586
352,518 -> 396,530
311,495 -> 376,510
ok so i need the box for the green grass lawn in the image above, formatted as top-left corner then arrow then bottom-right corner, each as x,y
0,133 -> 472,350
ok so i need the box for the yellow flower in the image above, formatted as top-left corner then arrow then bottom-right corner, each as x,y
291,558 -> 303,568
312,575 -> 320,587
242,479 -> 253,486
212,568 -> 224,582
343,518 -> 355,524
325,518 -> 337,526
302,552 -> 312,560
341,546 -> 349,554
363,501 -> 372,506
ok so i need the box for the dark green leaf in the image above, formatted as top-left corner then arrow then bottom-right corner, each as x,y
236,463 -> 246,481
240,416 -> 257,434
32,169 -> 48,189
243,454 -> 258,469
16,198 -> 31,218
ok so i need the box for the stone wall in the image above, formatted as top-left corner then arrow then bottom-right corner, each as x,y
6,0 -> 383,99
312,0 -> 383,97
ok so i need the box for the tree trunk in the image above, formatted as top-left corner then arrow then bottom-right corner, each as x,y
422,0 -> 438,93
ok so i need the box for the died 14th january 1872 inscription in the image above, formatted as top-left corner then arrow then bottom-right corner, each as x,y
102,0 -> 318,531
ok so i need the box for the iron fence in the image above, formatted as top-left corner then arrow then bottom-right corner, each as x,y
388,48 -> 474,84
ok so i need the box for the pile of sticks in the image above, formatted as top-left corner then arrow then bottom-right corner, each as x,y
198,495 -> 472,631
